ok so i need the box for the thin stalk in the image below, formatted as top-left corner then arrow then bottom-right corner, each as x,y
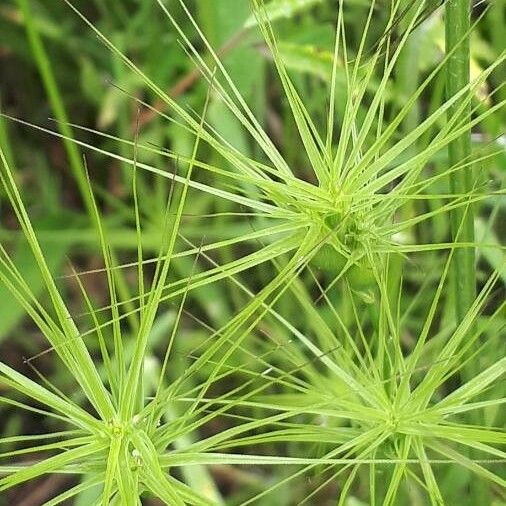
445,4 -> 484,500
16,0 -> 95,219
445,0 -> 475,321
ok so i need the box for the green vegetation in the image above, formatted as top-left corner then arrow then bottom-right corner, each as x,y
0,0 -> 504,504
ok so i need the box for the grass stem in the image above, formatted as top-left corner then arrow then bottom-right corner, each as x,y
16,0 -> 95,220
445,0 -> 475,320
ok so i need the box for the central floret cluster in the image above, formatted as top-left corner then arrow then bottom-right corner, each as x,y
308,200 -> 377,284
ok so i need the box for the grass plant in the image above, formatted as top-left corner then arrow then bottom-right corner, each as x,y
0,0 -> 504,504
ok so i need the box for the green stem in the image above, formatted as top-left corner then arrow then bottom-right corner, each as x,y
17,0 -> 95,220
445,0 -> 475,321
